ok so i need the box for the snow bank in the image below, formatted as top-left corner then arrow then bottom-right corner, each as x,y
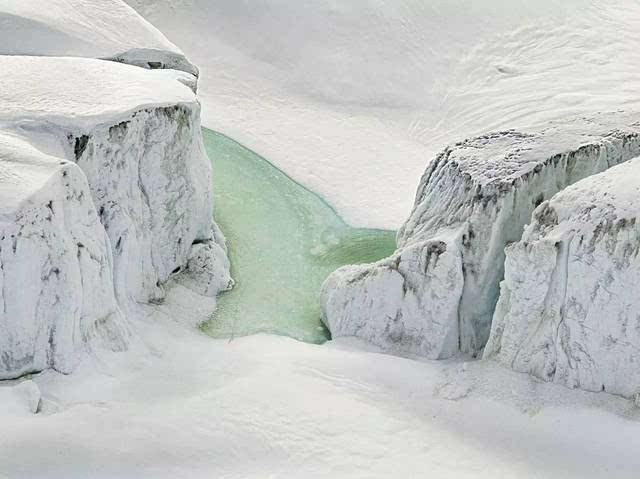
0,0 -> 196,75
322,113 -> 640,359
0,56 -> 230,378
485,157 -> 640,397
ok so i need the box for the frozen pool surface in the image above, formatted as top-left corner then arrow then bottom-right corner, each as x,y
201,129 -> 396,343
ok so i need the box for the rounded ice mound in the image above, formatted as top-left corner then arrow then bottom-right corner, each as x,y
485,157 -> 640,398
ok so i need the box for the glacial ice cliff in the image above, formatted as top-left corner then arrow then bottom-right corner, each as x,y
484,157 -> 640,397
322,113 -> 640,359
0,130 -> 127,379
0,55 -> 230,379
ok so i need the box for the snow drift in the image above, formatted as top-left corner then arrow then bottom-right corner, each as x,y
0,55 -> 230,379
0,0 -> 197,76
322,113 -> 640,359
484,157 -> 640,398
0,130 -> 128,379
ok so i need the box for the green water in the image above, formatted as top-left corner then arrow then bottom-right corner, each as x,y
201,129 -> 396,343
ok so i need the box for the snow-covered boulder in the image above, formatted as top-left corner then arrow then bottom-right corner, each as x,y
0,0 -> 197,76
484,157 -> 640,397
0,56 -> 230,377
322,113 -> 640,359
0,130 -> 128,379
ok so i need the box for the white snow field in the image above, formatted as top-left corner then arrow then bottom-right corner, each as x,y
126,0 -> 640,229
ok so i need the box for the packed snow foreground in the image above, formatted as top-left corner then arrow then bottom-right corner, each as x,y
322,112 -> 640,398
0,2 -> 231,379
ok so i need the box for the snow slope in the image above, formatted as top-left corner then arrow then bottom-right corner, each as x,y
126,0 -> 640,228
2,310 -> 640,478
0,0 -> 196,75
485,157 -> 640,398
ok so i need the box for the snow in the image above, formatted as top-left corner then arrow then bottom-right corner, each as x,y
0,380 -> 40,416
126,0 -> 640,229
485,157 -> 640,398
0,128 -> 129,379
0,0 -> 196,75
322,113 -> 640,359
3,313 -> 640,478
0,56 -> 195,128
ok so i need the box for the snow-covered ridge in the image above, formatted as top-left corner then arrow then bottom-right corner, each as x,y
0,0 -> 197,76
0,55 -> 230,379
322,112 -> 640,360
485,157 -> 640,397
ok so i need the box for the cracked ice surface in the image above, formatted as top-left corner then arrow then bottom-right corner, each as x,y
485,157 -> 640,397
322,112 -> 640,359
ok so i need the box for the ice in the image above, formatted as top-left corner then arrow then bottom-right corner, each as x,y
125,0 -> 640,229
200,130 -> 395,343
322,113 -> 640,359
485,157 -> 640,397
0,380 -> 41,415
0,129 -> 128,379
0,55 -> 229,378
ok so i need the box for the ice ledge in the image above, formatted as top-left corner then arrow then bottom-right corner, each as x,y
322,112 -> 640,360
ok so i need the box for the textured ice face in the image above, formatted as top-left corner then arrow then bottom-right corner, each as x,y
322,113 -> 640,359
0,132 -> 128,379
485,157 -> 640,397
69,105 -> 228,308
0,56 -> 229,379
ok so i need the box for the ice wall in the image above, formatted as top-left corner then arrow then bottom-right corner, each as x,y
70,104 -> 231,308
322,113 -> 640,359
0,56 -> 230,379
0,132 -> 128,379
484,158 -> 640,397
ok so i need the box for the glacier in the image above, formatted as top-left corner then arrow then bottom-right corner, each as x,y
484,157 -> 640,398
322,113 -> 640,359
0,55 -> 230,379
